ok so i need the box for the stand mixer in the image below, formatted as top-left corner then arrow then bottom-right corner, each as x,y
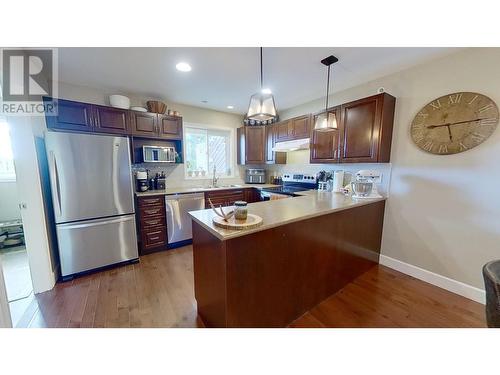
351,170 -> 383,199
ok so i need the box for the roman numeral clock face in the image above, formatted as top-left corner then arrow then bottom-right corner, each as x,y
410,92 -> 499,154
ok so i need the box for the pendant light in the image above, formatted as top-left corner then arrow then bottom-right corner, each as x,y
246,47 -> 278,123
314,55 -> 339,132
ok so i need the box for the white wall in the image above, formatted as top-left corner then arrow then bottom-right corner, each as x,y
0,181 -> 21,221
277,47 -> 500,290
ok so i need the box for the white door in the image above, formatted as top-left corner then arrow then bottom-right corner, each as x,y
0,257 -> 13,327
7,116 -> 55,294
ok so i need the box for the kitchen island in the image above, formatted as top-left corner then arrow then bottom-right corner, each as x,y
189,191 -> 386,327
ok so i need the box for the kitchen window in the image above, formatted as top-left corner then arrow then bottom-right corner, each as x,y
0,120 -> 16,182
184,124 -> 233,179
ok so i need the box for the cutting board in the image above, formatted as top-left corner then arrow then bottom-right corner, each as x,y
212,214 -> 263,230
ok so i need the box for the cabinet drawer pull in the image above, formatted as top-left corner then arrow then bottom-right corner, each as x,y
144,208 -> 160,215
149,236 -> 160,241
145,219 -> 161,226
143,198 -> 160,204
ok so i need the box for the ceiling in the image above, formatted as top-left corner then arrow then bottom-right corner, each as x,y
57,47 -> 460,114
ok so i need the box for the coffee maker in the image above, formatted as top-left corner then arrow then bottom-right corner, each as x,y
136,171 -> 148,192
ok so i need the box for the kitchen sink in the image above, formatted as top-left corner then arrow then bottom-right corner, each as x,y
204,184 -> 242,189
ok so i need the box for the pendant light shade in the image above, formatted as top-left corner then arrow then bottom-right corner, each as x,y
246,47 -> 278,123
315,111 -> 338,132
314,55 -> 338,132
247,92 -> 277,121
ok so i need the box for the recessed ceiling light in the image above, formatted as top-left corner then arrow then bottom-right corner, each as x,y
176,62 -> 192,72
226,105 -> 234,109
261,88 -> 272,94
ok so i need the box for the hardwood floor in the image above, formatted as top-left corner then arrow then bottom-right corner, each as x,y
19,245 -> 486,328
25,246 -> 201,328
289,266 -> 486,328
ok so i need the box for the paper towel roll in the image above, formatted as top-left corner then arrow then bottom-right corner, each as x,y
332,170 -> 344,192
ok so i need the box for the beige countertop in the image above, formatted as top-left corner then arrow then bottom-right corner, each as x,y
135,184 -> 278,197
189,190 -> 386,241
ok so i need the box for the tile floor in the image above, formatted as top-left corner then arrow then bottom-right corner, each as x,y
0,245 -> 33,327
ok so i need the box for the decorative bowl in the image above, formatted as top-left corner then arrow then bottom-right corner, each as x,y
109,95 -> 130,109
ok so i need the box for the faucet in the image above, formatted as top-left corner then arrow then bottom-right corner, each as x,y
211,165 -> 218,188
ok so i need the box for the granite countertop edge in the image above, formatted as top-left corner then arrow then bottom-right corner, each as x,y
189,192 -> 386,241
135,184 -> 279,197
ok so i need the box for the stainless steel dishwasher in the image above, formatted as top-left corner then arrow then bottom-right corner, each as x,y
165,192 -> 205,246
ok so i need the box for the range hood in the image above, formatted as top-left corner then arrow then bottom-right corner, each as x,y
272,138 -> 310,152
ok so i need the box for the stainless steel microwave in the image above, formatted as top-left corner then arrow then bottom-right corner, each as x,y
142,145 -> 176,163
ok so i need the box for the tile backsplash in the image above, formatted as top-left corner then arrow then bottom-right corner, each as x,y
131,163 -> 246,190
263,150 -> 393,195
131,150 -> 392,196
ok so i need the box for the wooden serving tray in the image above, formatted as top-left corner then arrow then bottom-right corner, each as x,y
212,214 -> 263,230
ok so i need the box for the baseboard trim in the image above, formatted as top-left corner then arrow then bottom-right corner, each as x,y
379,255 -> 486,305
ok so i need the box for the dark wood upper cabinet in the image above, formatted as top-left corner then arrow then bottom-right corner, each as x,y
130,111 -> 158,137
290,115 -> 311,139
245,126 -> 266,164
238,125 -> 285,166
45,98 -> 94,132
44,97 -> 184,143
310,107 -> 341,163
265,124 -> 286,164
157,114 -> 183,139
339,93 -> 395,163
274,115 -> 311,142
93,105 -> 130,134
275,120 -> 291,142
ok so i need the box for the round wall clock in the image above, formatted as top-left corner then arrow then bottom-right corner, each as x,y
410,92 -> 499,155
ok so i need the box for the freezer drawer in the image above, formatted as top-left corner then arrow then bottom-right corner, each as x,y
56,214 -> 138,277
165,193 -> 205,244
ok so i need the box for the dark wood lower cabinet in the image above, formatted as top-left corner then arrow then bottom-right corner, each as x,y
193,201 -> 386,327
205,188 -> 261,208
245,188 -> 262,203
136,196 -> 168,255
204,189 -> 245,208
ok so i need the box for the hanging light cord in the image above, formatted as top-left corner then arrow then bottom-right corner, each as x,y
325,64 -> 330,111
260,47 -> 263,90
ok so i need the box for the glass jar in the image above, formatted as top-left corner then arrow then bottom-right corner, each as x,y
234,201 -> 248,220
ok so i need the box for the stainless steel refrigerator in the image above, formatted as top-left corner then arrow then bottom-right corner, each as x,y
45,132 -> 138,279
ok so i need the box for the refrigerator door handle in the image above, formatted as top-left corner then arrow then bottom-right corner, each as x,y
57,215 -> 134,230
49,151 -> 62,217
